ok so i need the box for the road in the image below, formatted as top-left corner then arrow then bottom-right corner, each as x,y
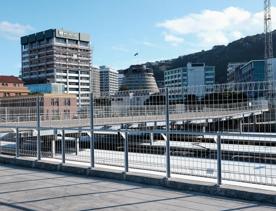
0,164 -> 275,211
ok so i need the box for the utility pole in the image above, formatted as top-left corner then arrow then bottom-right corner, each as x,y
264,0 -> 274,81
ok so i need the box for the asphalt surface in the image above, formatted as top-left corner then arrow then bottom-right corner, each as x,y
0,164 -> 275,211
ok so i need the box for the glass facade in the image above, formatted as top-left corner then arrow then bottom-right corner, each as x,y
27,83 -> 65,94
228,60 -> 266,83
164,64 -> 215,88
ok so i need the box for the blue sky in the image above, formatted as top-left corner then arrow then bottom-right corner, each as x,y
0,0 -> 274,75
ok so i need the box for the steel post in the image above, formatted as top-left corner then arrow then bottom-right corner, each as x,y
62,129 -> 65,164
217,134 -> 222,186
90,93 -> 95,168
124,131 -> 129,173
51,129 -> 57,158
16,127 -> 19,158
165,88 -> 171,178
36,97 -> 41,160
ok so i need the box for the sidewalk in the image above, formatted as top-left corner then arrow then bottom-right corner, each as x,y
0,164 -> 275,211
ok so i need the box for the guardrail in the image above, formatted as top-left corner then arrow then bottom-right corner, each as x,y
1,82 -> 276,187
1,127 -> 276,187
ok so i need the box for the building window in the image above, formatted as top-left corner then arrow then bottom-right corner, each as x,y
56,37 -> 66,44
23,44 -> 29,50
51,109 -> 60,120
64,98 -> 71,106
64,109 -> 70,119
68,39 -> 78,45
51,98 -> 59,106
80,41 -> 89,47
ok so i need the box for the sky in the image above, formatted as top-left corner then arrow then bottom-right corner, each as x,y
0,0 -> 275,76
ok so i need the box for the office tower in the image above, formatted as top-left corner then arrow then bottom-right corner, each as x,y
99,66 -> 118,94
21,29 -> 92,106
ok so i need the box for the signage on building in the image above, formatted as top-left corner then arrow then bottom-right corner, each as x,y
56,29 -> 79,40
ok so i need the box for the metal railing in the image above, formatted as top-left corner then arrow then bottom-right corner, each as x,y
1,81 -> 276,187
1,127 -> 276,186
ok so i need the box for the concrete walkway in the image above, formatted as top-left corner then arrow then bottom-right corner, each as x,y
0,165 -> 275,211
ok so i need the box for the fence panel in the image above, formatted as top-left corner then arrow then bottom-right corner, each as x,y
0,81 -> 276,186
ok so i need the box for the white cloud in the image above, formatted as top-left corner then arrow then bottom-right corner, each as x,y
164,33 -> 184,46
0,21 -> 33,40
157,6 -> 276,50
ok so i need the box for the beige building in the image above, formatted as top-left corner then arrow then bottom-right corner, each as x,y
0,76 -> 29,97
0,93 -> 77,121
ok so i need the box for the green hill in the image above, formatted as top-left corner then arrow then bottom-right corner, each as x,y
141,31 -> 276,84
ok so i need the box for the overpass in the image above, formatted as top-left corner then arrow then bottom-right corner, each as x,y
0,100 -> 269,131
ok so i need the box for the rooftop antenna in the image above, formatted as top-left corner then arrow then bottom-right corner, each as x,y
264,0 -> 274,80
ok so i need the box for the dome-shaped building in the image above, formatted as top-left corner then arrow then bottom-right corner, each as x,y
120,65 -> 159,92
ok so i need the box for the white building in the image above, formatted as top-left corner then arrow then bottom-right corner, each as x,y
165,63 -> 215,87
21,29 -> 92,106
164,63 -> 215,97
99,66 -> 119,94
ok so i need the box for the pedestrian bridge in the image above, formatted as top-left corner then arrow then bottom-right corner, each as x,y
0,100 -> 269,130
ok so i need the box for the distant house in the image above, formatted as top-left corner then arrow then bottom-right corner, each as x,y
0,75 -> 29,97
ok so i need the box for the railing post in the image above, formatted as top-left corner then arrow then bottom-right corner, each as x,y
217,133 -> 222,186
90,93 -> 95,168
5,107 -> 8,123
124,131 -> 129,173
51,128 -> 57,158
16,127 -> 20,158
36,96 -> 41,160
165,88 -> 171,178
61,128 -> 65,164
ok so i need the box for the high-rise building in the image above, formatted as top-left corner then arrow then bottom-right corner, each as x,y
91,67 -> 101,97
21,29 -> 92,106
99,66 -> 118,94
118,72 -> 125,89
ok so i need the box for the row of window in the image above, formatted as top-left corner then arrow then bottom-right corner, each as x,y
1,83 -> 21,87
50,98 -> 71,106
55,38 -> 89,47
45,109 -> 71,120
22,39 -> 53,50
2,92 -> 23,97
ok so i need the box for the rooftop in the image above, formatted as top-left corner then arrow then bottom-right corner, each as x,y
21,28 -> 90,44
0,76 -> 23,84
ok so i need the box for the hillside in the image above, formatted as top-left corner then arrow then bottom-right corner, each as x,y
142,31 -> 276,84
